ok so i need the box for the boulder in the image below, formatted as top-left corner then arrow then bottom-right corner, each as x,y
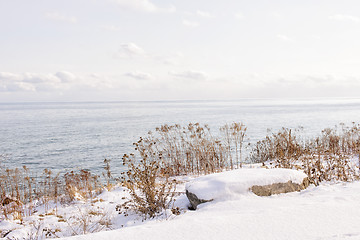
250,178 -> 310,196
185,168 -> 310,210
186,190 -> 213,210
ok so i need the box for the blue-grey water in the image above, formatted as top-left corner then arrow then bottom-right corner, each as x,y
1,98 -> 360,175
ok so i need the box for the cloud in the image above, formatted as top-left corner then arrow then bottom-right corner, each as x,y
3,82 -> 36,92
165,53 -> 184,65
45,12 -> 77,23
329,14 -> 360,23
269,12 -> 282,19
111,0 -> 175,13
21,73 -> 60,84
196,10 -> 213,18
152,51 -> 184,65
234,13 -> 244,19
0,71 -> 80,92
0,72 -> 57,92
0,71 -> 135,93
182,20 -> 199,27
170,70 -> 207,81
0,72 -> 22,81
100,25 -> 120,31
115,43 -> 145,58
124,71 -> 153,80
272,74 -> 360,88
55,71 -> 76,83
277,34 -> 292,41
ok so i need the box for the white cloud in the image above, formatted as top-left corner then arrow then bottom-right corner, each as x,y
170,70 -> 207,81
0,72 -> 22,81
0,71 -> 81,92
269,12 -> 282,19
115,43 -> 145,58
0,71 -> 137,94
21,73 -> 60,84
234,13 -> 244,19
277,34 -> 292,41
329,14 -> 360,23
45,12 -> 77,23
182,20 -> 199,27
270,74 -> 360,88
196,10 -> 213,18
3,82 -> 36,92
111,0 -> 175,13
153,51 -> 184,65
100,25 -> 120,31
55,71 -> 76,83
124,71 -> 153,80
0,72 -> 56,92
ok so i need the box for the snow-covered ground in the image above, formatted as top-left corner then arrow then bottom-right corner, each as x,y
2,168 -> 360,240
67,181 -> 360,240
185,168 -> 307,201
66,168 -> 360,240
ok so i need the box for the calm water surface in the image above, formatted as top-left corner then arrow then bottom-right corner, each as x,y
1,99 -> 360,174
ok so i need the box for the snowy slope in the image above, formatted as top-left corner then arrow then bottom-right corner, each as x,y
64,170 -> 360,240
186,168 -> 307,200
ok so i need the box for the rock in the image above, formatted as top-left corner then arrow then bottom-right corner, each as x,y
186,190 -> 213,210
250,177 -> 310,196
185,168 -> 309,210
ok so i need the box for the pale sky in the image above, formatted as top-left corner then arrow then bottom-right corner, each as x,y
1,0 -> 360,102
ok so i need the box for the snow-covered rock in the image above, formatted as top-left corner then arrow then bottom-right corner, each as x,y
185,168 -> 308,209
250,179 -> 310,196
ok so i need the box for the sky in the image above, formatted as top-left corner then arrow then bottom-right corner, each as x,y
1,0 -> 360,102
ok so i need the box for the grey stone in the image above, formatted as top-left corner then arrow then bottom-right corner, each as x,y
186,190 -> 213,210
250,177 -> 310,196
186,177 -> 311,210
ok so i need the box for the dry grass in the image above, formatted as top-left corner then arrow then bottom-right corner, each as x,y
1,122 -> 360,224
0,167 -> 103,222
116,138 -> 177,219
249,123 -> 360,184
133,122 -> 247,176
65,206 -> 112,235
116,122 -> 247,219
64,169 -> 101,201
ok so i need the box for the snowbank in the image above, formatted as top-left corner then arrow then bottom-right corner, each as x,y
4,168 -> 360,240
65,181 -> 360,240
185,168 -> 307,201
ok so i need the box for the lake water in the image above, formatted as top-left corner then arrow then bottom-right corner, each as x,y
1,98 -> 360,175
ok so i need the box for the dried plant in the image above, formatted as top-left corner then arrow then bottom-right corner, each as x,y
249,123 -> 360,184
64,170 -> 101,201
117,137 -> 177,219
0,166 -> 104,221
221,122 -> 247,168
65,206 -> 112,235
102,159 -> 118,191
133,123 -> 247,176
2,122 -> 360,231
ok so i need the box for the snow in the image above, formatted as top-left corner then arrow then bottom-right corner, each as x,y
64,168 -> 360,240
3,168 -> 360,240
185,168 -> 307,200
65,180 -> 360,240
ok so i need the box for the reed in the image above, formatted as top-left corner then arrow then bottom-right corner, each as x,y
249,123 -> 360,184
116,144 -> 177,219
0,167 -> 103,221
132,122 -> 247,176
1,122 -> 360,223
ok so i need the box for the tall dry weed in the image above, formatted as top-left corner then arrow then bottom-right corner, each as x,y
249,123 -> 360,184
117,136 -> 177,219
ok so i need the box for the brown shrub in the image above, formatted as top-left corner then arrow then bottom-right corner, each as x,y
116,138 -> 177,219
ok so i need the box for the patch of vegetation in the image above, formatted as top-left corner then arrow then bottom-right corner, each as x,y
1,122 -> 360,239
249,123 -> 360,184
